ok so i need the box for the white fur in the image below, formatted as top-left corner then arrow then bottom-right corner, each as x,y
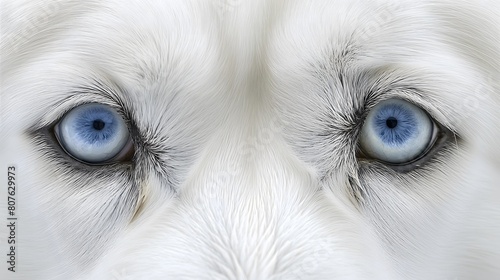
1,0 -> 499,279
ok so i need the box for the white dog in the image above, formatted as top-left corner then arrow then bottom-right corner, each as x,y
1,0 -> 499,279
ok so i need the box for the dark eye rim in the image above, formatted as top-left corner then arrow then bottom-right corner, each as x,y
51,103 -> 136,166
356,109 -> 455,173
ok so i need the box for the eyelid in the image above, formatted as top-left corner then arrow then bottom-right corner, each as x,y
29,77 -> 132,132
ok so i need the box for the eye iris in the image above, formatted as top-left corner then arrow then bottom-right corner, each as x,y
373,105 -> 417,146
74,109 -> 118,144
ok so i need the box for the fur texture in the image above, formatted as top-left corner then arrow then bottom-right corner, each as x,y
1,0 -> 499,279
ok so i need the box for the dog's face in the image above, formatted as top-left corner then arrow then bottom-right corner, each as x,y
1,0 -> 499,279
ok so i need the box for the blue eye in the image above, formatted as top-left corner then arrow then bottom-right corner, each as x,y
359,99 -> 436,164
55,103 -> 133,164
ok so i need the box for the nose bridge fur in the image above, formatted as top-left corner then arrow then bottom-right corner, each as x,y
164,113 -> 323,276
170,140 -> 386,279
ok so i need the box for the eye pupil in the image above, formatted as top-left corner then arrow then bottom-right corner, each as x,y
386,117 -> 398,129
92,119 -> 106,130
